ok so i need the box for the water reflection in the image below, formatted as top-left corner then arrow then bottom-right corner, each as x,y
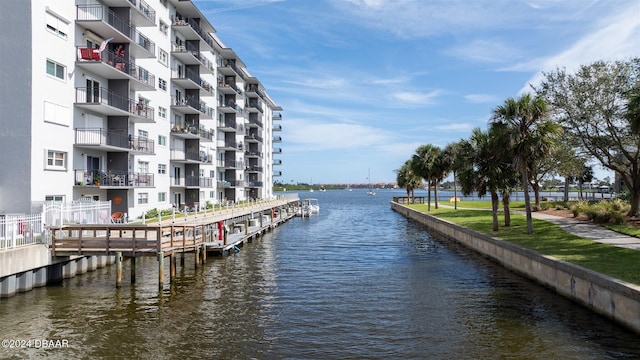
1,190 -> 639,359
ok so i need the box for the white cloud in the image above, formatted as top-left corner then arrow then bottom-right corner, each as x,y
465,93 -> 499,104
445,39 -> 523,64
285,120 -> 387,151
392,90 -> 443,105
515,2 -> 640,93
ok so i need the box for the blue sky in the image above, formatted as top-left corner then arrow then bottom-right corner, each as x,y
193,0 -> 639,185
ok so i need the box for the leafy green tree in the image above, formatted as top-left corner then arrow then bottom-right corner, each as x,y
490,94 -> 560,234
535,58 -> 640,216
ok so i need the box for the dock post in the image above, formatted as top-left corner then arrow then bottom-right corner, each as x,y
194,247 -> 199,268
245,218 -> 249,235
180,252 -> 185,267
115,252 -> 123,288
130,257 -> 136,284
169,253 -> 176,283
158,252 -> 164,289
201,245 -> 207,264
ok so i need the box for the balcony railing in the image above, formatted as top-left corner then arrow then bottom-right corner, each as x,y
171,96 -> 214,117
74,169 -> 154,187
249,116 -> 263,128
185,176 -> 213,188
273,113 -> 282,120
273,124 -> 282,131
170,123 -> 214,140
247,100 -> 263,113
217,119 -> 237,129
171,43 -> 215,72
76,87 -> 154,121
171,68 -> 213,94
273,136 -> 282,142
245,181 -> 264,187
76,5 -> 156,56
245,150 -> 263,158
245,133 -> 263,143
74,128 -> 154,154
77,47 -> 155,88
170,149 -> 212,163
171,16 -> 215,49
129,0 -> 156,24
273,159 -> 282,165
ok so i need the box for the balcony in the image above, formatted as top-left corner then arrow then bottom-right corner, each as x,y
75,87 -> 155,123
170,149 -> 212,164
273,171 -> 282,177
245,165 -> 263,173
273,124 -> 282,131
218,58 -> 244,79
273,136 -> 282,143
245,133 -> 263,144
101,0 -> 156,26
245,181 -> 264,188
273,148 -> 282,154
171,43 -> 215,74
245,99 -> 263,114
273,113 -> 282,121
76,5 -> 156,58
185,176 -> 213,188
245,150 -> 263,158
74,169 -> 154,188
171,96 -> 213,119
76,47 -> 155,91
170,123 -> 213,142
220,180 -> 244,188
217,118 -> 237,132
245,84 -> 266,100
171,16 -> 215,51
171,67 -> 213,96
273,159 -> 282,166
217,101 -> 243,114
217,77 -> 238,95
217,160 -> 239,169
75,128 -> 154,154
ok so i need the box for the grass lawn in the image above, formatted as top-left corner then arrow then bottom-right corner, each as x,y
408,204 -> 640,285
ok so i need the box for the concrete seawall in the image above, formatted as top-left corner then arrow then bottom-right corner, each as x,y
391,202 -> 640,334
0,246 -> 115,298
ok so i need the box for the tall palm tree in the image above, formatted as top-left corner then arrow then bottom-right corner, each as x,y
458,128 -> 504,231
491,94 -> 559,234
444,141 -> 464,210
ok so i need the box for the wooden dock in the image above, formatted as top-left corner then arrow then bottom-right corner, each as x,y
48,198 -> 298,288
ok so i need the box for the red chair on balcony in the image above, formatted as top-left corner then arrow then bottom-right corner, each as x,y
111,212 -> 124,224
79,48 -> 101,61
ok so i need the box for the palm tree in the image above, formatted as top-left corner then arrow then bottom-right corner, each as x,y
396,159 -> 422,203
458,128 -> 505,231
444,141 -> 464,210
411,144 -> 441,211
490,94 -> 559,234
577,165 -> 594,200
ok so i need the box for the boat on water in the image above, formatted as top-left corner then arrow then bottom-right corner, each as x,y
367,168 -> 376,196
296,198 -> 320,217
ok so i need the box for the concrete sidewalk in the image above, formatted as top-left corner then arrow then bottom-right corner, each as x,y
529,211 -> 640,251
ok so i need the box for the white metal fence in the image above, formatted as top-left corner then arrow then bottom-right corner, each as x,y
0,200 -> 111,250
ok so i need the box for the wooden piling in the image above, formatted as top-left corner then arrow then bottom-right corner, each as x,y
158,252 -> 164,289
130,257 -> 136,284
170,253 -> 176,283
115,252 -> 122,288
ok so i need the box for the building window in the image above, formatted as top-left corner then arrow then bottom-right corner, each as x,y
46,11 -> 68,39
210,191 -> 215,198
46,59 -> 65,80
159,21 -> 168,36
159,78 -> 166,91
158,192 -> 166,202
158,106 -> 167,119
158,135 -> 166,146
138,129 -> 149,139
46,150 -> 66,170
138,192 -> 148,205
45,195 -> 65,203
159,48 -> 168,66
158,164 -> 166,174
138,161 -> 149,174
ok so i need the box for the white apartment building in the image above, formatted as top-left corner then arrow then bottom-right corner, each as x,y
0,0 -> 283,219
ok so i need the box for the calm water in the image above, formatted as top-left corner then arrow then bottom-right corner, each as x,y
1,189 -> 639,359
